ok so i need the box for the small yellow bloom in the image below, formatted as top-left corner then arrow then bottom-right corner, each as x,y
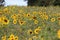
32,16 -> 37,20
13,19 -> 17,24
10,34 -> 15,38
33,11 -> 37,15
32,36 -> 38,39
18,20 -> 25,25
15,36 -> 18,40
2,35 -> 6,40
8,38 -> 15,40
2,18 -> 9,25
34,20 -> 38,24
57,17 -> 60,20
34,28 -> 41,34
27,29 -> 33,35
28,38 -> 33,40
57,29 -> 60,39
11,14 -> 17,19
41,38 -> 44,40
51,18 -> 55,22
44,15 -> 48,20
26,13 -> 30,17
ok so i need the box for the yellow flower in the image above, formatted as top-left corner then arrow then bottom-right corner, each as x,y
58,21 -> 60,25
18,20 -> 25,25
28,38 -> 33,40
11,14 -> 17,19
32,36 -> 38,39
51,18 -> 55,22
41,38 -> 44,40
10,34 -> 15,38
33,11 -> 37,15
32,16 -> 37,20
3,8 -> 8,13
2,18 -> 9,25
13,19 -> 17,24
2,35 -> 6,40
34,20 -> 38,24
26,13 -> 31,17
57,29 -> 60,39
34,28 -> 41,34
27,29 -> 33,35
8,38 -> 15,40
15,36 -> 18,40
57,17 -> 60,20
44,15 -> 48,20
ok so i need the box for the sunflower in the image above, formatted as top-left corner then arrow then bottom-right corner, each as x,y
44,15 -> 48,20
58,21 -> 60,25
57,17 -> 60,20
34,28 -> 41,34
2,35 -> 6,40
10,34 -> 15,38
2,18 -> 9,25
11,14 -> 18,19
32,36 -> 38,40
32,16 -> 37,20
34,20 -> 38,24
27,29 -> 33,35
26,13 -> 30,17
8,38 -> 15,40
18,20 -> 25,25
33,11 -> 37,15
57,29 -> 60,39
15,36 -> 18,40
41,38 -> 44,40
13,19 -> 17,24
51,18 -> 55,22
28,38 -> 33,40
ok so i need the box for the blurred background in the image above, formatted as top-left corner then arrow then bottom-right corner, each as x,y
0,0 -> 60,6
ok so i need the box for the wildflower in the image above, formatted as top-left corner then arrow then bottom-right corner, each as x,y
32,36 -> 38,39
11,14 -> 17,19
26,13 -> 30,17
13,19 -> 17,24
8,38 -> 15,40
15,36 -> 18,40
27,29 -> 33,35
28,38 -> 33,40
18,20 -> 25,25
2,35 -> 6,40
10,34 -> 15,38
41,38 -> 44,40
3,8 -> 8,13
34,28 -> 41,34
8,34 -> 15,40
34,20 -> 38,24
58,21 -> 60,25
2,18 -> 9,25
51,18 -> 55,22
33,11 -> 37,15
58,17 -> 60,20
57,29 -> 60,39
44,15 -> 48,20
32,16 -> 37,20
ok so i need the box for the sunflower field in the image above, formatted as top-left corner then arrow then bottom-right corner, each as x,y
0,6 -> 60,40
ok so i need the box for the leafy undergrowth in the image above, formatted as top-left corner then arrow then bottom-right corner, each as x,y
0,6 -> 60,40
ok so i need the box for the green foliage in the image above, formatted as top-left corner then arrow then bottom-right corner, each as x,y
26,0 -> 60,6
